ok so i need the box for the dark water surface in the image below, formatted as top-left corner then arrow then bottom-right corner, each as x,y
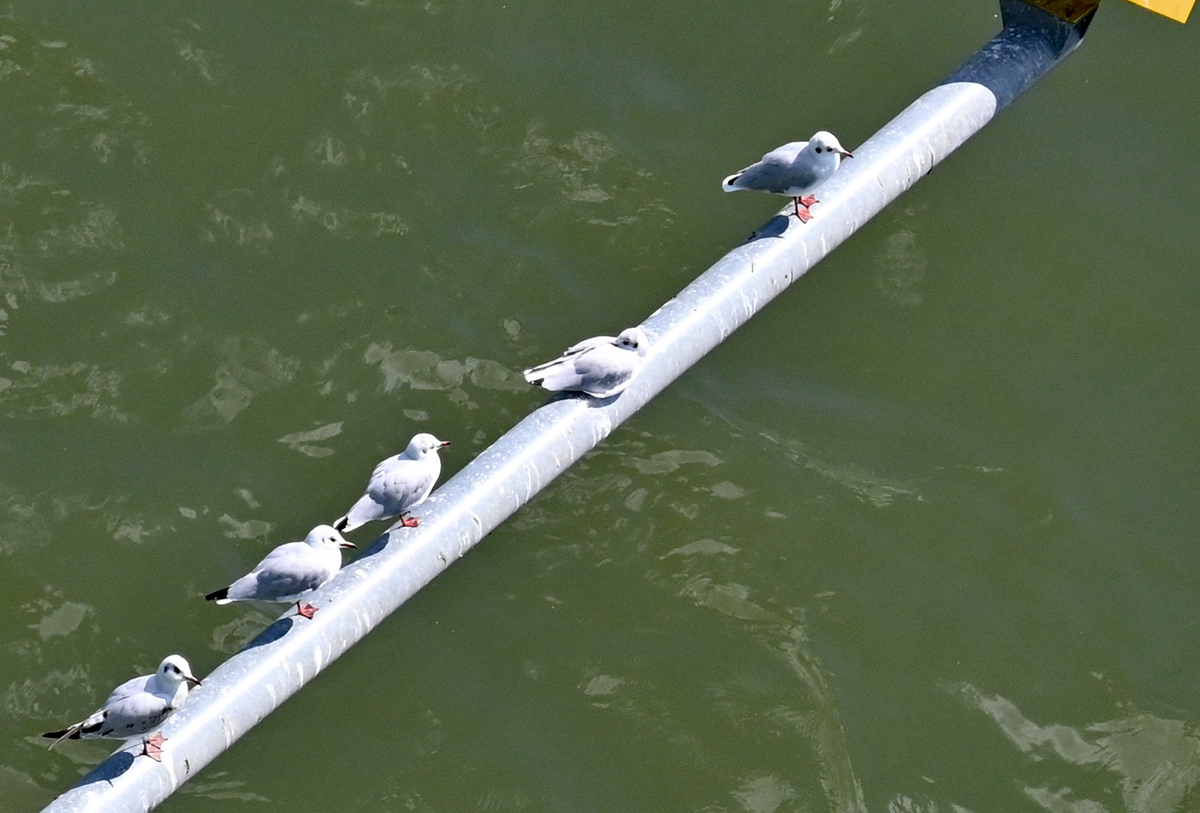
3,2 -> 1199,812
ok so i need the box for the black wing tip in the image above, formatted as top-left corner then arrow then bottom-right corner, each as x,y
43,729 -> 74,739
333,517 -> 348,532
204,587 -> 228,602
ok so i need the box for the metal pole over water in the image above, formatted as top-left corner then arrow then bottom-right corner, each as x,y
39,2 -> 1095,810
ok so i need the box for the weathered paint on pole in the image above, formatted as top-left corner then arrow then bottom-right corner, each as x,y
38,2 -> 1094,811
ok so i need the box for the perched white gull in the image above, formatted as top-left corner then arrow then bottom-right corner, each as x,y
205,524 -> 355,619
334,433 -> 450,533
722,131 -> 853,222
523,327 -> 648,398
43,654 -> 201,761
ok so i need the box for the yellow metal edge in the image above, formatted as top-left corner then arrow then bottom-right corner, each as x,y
1125,0 -> 1193,23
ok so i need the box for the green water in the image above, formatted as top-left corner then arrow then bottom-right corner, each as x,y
3,1 -> 1200,811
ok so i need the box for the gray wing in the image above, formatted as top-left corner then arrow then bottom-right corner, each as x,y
97,689 -> 175,738
523,335 -> 616,384
726,142 -> 815,194
337,492 -> 390,532
46,708 -> 106,744
227,542 -> 331,602
759,141 -> 806,165
523,355 -> 582,390
340,457 -> 436,530
65,675 -> 170,740
568,344 -> 639,397
526,342 -> 639,397
562,335 -> 617,354
367,457 -> 437,514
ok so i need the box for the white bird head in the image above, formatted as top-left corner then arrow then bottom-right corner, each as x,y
614,327 -> 649,356
157,654 -> 202,688
808,131 -> 853,163
405,433 -> 451,459
305,524 -> 357,550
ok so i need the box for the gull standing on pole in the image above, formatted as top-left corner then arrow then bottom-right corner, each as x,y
43,654 -> 202,762
205,524 -> 356,619
523,327 -> 649,398
722,131 -> 853,222
334,433 -> 450,533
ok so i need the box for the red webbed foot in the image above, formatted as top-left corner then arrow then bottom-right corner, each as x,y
792,197 -> 816,222
142,731 -> 166,762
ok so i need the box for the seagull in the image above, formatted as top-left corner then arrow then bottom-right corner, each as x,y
722,131 -> 853,222
523,327 -> 649,399
334,433 -> 450,533
43,654 -> 202,762
205,524 -> 356,619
